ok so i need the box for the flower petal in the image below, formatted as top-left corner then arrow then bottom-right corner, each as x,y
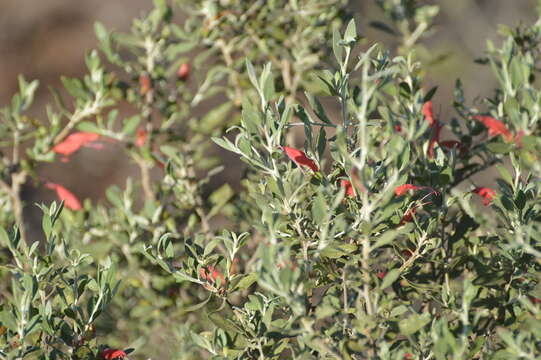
53,132 -> 101,160
282,146 -> 319,172
474,115 -> 513,142
100,348 -> 127,360
472,187 -> 496,206
422,101 -> 436,127
394,184 -> 420,197
45,182 -> 82,210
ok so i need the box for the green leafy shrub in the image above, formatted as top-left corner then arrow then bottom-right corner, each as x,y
1,1 -> 541,359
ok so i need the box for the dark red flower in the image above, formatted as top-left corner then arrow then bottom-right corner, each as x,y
99,348 -> 127,360
472,187 -> 496,206
400,207 -> 417,224
45,182 -> 82,210
422,101 -> 436,127
282,146 -> 319,172
139,73 -> 152,95
339,179 -> 356,198
53,132 -> 101,162
177,63 -> 190,81
395,184 -> 421,197
376,271 -> 386,280
394,124 -> 402,132
474,115 -> 513,142
529,296 -> 541,305
439,140 -> 467,156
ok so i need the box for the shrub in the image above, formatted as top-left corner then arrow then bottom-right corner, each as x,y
1,1 -> 541,359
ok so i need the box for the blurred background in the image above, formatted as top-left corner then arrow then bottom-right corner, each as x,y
0,0 -> 537,220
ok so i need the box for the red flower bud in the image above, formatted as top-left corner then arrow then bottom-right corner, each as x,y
177,63 -> 190,81
472,187 -> 496,206
474,115 -> 513,142
199,265 -> 225,285
282,146 -> 319,172
427,122 -> 443,159
339,179 -> 356,198
139,73 -> 152,95
45,182 -> 82,210
135,128 -> 147,147
422,101 -> 436,127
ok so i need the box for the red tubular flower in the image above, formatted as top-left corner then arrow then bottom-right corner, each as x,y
529,296 -> 541,305
339,179 -> 356,198
404,353 -> 413,360
376,271 -> 386,280
474,115 -> 513,142
472,187 -> 496,206
394,184 -> 420,197
45,182 -> 82,210
53,132 -> 101,162
282,146 -> 319,172
177,63 -> 190,81
199,265 -> 225,285
394,124 -> 402,132
422,101 -> 436,127
99,348 -> 127,360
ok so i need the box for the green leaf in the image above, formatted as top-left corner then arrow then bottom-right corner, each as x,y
77,121 -> 101,134
235,273 -> 257,291
380,268 -> 401,289
343,19 -> 357,44
399,312 -> 431,336
332,28 -> 343,64
486,142 -> 513,154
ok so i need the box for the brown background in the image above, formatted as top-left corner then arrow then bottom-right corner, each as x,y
0,0 -> 537,219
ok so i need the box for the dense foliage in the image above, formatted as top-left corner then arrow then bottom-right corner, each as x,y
1,1 -> 541,359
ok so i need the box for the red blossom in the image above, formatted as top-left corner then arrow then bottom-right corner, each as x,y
45,182 -> 82,210
135,128 -> 147,147
394,124 -> 402,132
422,101 -> 436,127
139,73 -> 152,95
404,353 -> 413,360
199,266 -> 225,285
53,132 -> 101,162
376,271 -> 386,280
339,179 -> 356,198
394,184 -> 421,197
529,296 -> 541,305
474,115 -> 513,142
282,146 -> 319,172
100,348 -> 127,360
472,187 -> 496,206
177,63 -> 190,81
